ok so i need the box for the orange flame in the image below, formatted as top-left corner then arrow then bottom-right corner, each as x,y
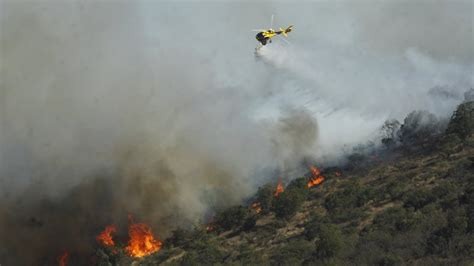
206,223 -> 215,232
308,166 -> 325,188
57,251 -> 69,266
251,202 -> 262,214
307,176 -> 325,188
205,216 -> 215,232
125,218 -> 162,258
310,166 -> 320,177
96,225 -> 117,247
274,178 -> 284,197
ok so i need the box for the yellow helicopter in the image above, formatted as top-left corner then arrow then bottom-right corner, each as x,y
253,15 -> 293,49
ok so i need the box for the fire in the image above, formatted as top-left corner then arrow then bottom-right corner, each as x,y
308,166 -> 325,188
206,223 -> 215,232
57,251 -> 69,266
335,171 -> 342,177
125,219 -> 162,258
310,166 -> 320,177
274,178 -> 284,197
96,225 -> 117,247
307,176 -> 325,188
251,202 -> 262,214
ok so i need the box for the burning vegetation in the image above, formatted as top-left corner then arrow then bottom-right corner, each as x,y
125,220 -> 162,258
274,178 -> 285,197
57,251 -> 69,266
96,225 -> 117,247
6,99 -> 473,265
89,218 -> 163,263
307,166 -> 325,188
251,202 -> 262,214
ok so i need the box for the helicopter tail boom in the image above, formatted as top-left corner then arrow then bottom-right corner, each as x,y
281,25 -> 293,37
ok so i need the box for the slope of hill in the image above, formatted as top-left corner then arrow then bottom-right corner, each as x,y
97,101 -> 474,265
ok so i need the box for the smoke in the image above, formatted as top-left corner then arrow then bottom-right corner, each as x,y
0,0 -> 472,264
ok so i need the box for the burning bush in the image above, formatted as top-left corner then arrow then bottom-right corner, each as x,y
125,220 -> 162,258
274,178 -> 285,197
307,166 -> 325,188
251,202 -> 262,214
57,251 -> 69,266
96,225 -> 117,247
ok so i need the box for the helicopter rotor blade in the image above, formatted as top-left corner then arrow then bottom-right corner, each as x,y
277,34 -> 291,45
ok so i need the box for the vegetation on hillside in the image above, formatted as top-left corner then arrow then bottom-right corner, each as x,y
96,100 -> 474,265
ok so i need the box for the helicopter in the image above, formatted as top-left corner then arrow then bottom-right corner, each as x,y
253,15 -> 293,49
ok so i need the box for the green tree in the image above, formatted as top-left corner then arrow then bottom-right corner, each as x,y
314,224 -> 344,259
255,184 -> 276,214
215,205 -> 248,231
274,188 -> 307,219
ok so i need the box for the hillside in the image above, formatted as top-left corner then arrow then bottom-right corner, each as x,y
96,101 -> 474,265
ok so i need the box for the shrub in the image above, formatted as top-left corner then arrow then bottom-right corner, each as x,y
323,181 -> 375,223
329,208 -> 367,224
255,184 -> 276,214
181,234 -> 224,265
165,228 -> 193,248
325,180 -> 374,212
372,207 -> 419,233
180,247 -> 223,266
446,101 -> 474,139
385,181 -> 408,200
270,239 -> 313,265
380,119 -> 401,148
286,177 -> 310,191
398,110 -> 444,146
274,187 -> 307,219
433,181 -> 460,210
465,184 -> 474,233
235,245 -> 266,265
403,189 -> 436,210
215,205 -> 248,231
303,213 -> 328,240
314,224 -> 344,259
426,228 -> 450,256
447,208 -> 468,236
377,253 -> 403,266
241,215 -> 257,231
346,153 -> 369,169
